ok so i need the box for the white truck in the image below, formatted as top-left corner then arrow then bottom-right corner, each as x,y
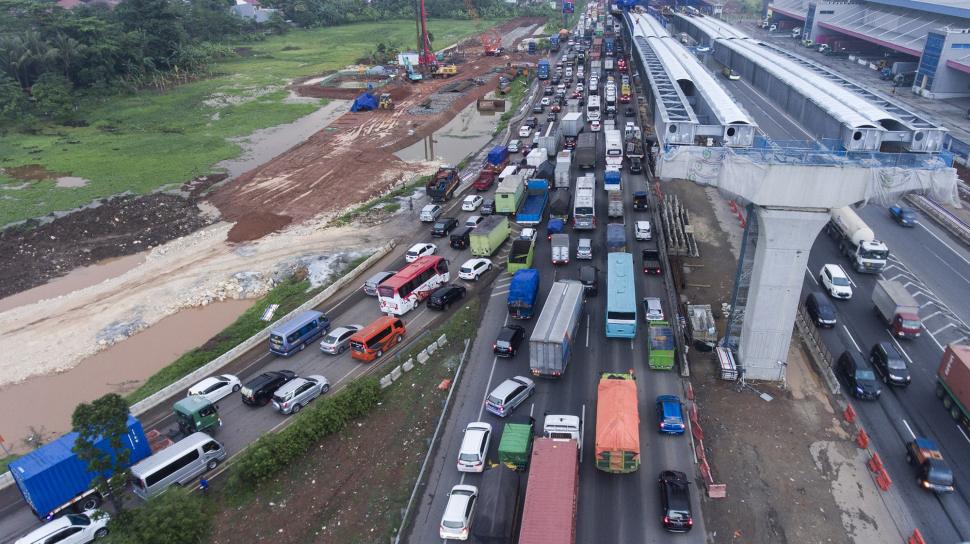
536,123 -> 561,158
526,148 -> 546,168
608,191 -> 623,218
543,410 -> 585,457
828,207 -> 889,273
529,281 -> 585,377
551,233 -> 571,265
555,151 -> 572,189
561,112 -> 584,149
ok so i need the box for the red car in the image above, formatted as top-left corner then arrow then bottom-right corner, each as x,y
551,103 -> 562,113
572,91 -> 583,99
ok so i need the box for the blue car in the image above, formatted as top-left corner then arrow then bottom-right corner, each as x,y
889,205 -> 916,227
656,395 -> 685,435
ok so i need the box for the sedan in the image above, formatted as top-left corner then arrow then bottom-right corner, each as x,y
642,297 -> 664,322
532,104 -> 544,114
188,374 -> 241,404
405,243 -> 437,263
540,97 -> 551,106
440,485 -> 478,540
319,325 -> 362,355
458,258 -> 492,280
464,215 -> 484,228
551,103 -> 562,113
462,195 -> 483,211
546,112 -> 558,123
590,120 -> 602,132
15,510 -> 110,544
518,125 -> 533,138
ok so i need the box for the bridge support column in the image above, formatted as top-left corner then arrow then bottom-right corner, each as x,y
737,207 -> 829,381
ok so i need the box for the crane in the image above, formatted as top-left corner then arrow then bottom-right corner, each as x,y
415,0 -> 436,71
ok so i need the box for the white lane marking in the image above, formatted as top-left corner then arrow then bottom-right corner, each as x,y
491,288 -> 510,298
476,314 -> 510,421
844,272 -> 857,288
806,267 -> 819,286
630,338 -> 634,351
334,365 -> 362,387
925,329 -> 945,352
843,324 -> 862,354
922,310 -> 943,321
917,222 -> 970,268
901,419 -> 916,441
932,323 -> 957,336
586,314 -> 591,347
888,335 -> 914,366
959,426 -> 970,446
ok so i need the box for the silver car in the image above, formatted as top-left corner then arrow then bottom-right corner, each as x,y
272,375 -> 330,415
320,325 -> 362,355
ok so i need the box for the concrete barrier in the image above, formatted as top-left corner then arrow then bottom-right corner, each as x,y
417,351 -> 430,364
390,366 -> 403,381
380,375 -> 394,389
402,359 -> 414,372
426,341 -> 437,355
437,334 -> 447,346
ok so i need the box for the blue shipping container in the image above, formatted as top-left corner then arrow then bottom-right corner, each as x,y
487,146 -> 509,167
9,415 -> 151,518
508,268 -> 540,319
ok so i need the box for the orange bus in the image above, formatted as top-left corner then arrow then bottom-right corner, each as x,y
349,316 -> 406,362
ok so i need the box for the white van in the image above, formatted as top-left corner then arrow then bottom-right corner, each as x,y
420,204 -> 443,222
129,433 -> 227,500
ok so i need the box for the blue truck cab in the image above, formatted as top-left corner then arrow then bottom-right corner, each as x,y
604,169 -> 621,191
888,205 -> 916,227
537,59 -> 550,79
516,179 -> 550,226
507,269 -> 540,319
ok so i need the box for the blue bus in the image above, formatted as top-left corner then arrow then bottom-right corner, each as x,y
269,310 -> 330,356
606,253 -> 637,338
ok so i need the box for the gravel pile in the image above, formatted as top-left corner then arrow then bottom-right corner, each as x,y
407,92 -> 463,115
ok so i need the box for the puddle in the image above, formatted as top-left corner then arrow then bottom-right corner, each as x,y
55,176 -> 90,188
0,253 -> 147,314
216,99 -> 349,178
0,299 -> 252,453
394,101 -> 501,164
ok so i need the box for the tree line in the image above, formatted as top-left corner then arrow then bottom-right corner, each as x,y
0,0 -> 549,127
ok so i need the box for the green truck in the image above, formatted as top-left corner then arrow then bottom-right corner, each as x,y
498,416 -> 535,471
508,238 -> 536,274
495,174 -> 525,215
174,395 -> 221,436
648,321 -> 676,370
470,215 -> 511,257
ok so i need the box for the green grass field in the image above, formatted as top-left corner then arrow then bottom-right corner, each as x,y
0,19 -> 495,225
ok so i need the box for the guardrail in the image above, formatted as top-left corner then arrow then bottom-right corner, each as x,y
906,195 -> 970,247
794,307 -> 840,395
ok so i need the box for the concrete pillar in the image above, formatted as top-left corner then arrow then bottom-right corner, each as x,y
738,207 -> 830,381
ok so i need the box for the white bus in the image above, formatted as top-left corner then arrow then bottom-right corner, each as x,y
604,129 -> 623,169
573,174 -> 596,230
586,95 -> 601,122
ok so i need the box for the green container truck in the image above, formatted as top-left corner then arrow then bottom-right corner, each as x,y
648,321 -> 675,370
470,215 -> 511,257
495,174 -> 526,215
507,238 -> 536,274
498,417 -> 535,471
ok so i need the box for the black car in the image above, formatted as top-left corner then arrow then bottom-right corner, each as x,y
431,217 -> 458,237
493,325 -> 526,357
838,351 -> 881,400
525,116 -> 538,128
450,226 -> 473,250
629,156 -> 643,174
532,103 -> 545,113
552,75 -> 561,84
659,470 -> 693,532
804,291 -> 837,328
624,106 -> 635,116
427,284 -> 466,310
241,370 -> 297,406
481,199 -> 495,216
869,342 -> 911,387
546,112 -> 558,123
579,265 -> 598,296
543,86 -> 554,96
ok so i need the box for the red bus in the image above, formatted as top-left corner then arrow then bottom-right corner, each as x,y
377,256 -> 450,315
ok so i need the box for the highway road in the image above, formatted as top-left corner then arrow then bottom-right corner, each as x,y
404,44 -> 706,543
714,51 -> 970,544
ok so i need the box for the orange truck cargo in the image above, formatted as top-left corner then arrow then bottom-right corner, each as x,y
518,438 -> 578,544
595,372 -> 640,473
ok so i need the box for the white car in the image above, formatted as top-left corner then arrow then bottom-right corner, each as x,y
643,297 -> 664,322
462,195 -> 483,211
635,220 -> 652,241
576,82 -> 585,92
319,325 -> 362,355
590,120 -> 602,132
519,227 -> 538,242
540,97 -> 551,106
15,510 -> 109,544
465,215 -> 484,228
507,139 -> 521,153
457,422 -> 492,473
420,204 -> 443,223
188,374 -> 241,404
518,125 -> 533,138
820,264 -> 853,299
405,243 -> 437,263
458,258 -> 492,280
440,485 -> 478,540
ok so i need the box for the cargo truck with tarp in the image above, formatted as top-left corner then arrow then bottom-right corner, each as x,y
594,372 -> 640,473
425,166 -> 460,202
495,174 -> 526,215
648,321 -> 676,370
508,268 -> 540,319
937,344 -> 970,432
9,415 -> 153,519
498,415 -> 535,471
507,238 -> 536,274
517,438 -> 579,544
470,215 -> 510,257
516,179 -> 550,226
549,190 -> 571,222
529,281 -> 585,377
607,222 -> 625,252
473,465 -> 521,541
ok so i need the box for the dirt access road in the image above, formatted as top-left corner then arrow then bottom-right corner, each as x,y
209,18 -> 544,242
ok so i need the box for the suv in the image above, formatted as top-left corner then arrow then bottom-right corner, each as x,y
15,510 -> 110,544
481,199 -> 495,216
428,284 -> 466,310
838,351 -> 881,400
642,297 -> 664,322
656,395 -> 685,435
507,139 -> 521,153
869,342 -> 911,387
493,325 -> 526,357
819,264 -> 852,299
456,422 -> 492,473
431,217 -> 458,237
658,470 -> 693,532
577,238 -> 592,260
485,376 -> 535,417
450,227 -> 473,250
635,220 -> 652,241
241,370 -> 297,406
420,204 -> 443,223
440,485 -> 478,540
804,291 -> 837,327
579,265 -> 598,296
629,156 -> 643,174
272,375 -> 330,415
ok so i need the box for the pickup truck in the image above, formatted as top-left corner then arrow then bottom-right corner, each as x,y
889,205 -> 916,227
905,438 -> 954,493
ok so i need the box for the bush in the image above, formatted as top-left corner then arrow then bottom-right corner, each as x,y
104,492 -> 209,544
230,378 -> 382,488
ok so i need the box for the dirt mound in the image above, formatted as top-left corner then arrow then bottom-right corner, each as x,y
0,177 -> 219,299
226,211 -> 293,242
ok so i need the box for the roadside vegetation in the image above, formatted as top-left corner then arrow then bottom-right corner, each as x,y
496,76 -> 533,135
332,174 -> 432,226
125,253 -> 372,405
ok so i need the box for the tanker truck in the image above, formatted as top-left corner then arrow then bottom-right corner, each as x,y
827,207 -> 889,273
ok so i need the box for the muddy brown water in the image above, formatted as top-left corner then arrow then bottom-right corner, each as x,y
0,299 -> 251,453
394,100 -> 500,164
0,253 -> 147,313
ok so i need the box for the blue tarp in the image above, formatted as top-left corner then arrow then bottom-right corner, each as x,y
350,92 -> 378,112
